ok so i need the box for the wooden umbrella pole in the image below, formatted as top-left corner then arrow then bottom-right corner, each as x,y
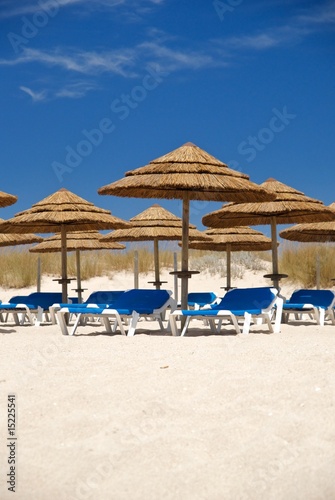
181,193 -> 190,311
226,244 -> 231,290
134,250 -> 139,289
153,238 -> 160,290
271,216 -> 279,289
61,225 -> 68,303
76,249 -> 83,303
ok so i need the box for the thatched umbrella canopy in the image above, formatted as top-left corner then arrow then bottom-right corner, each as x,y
0,188 -> 129,302
0,190 -> 17,208
98,142 -> 275,309
279,203 -> 335,242
202,178 -> 335,288
29,231 -> 125,302
279,204 -> 335,288
279,223 -> 335,242
187,227 -> 273,290
102,204 -> 210,289
0,218 -> 43,247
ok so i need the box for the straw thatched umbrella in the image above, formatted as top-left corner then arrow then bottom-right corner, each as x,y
0,219 -> 43,247
187,227 -> 273,290
98,142 -> 274,310
29,231 -> 126,302
0,191 -> 17,208
279,203 -> 335,288
0,189 -> 129,302
101,204 -> 210,289
202,178 -> 335,289
279,203 -> 335,242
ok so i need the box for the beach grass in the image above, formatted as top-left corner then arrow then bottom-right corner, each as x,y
1,243 -> 334,289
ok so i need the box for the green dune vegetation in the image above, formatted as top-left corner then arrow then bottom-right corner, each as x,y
0,244 -> 334,290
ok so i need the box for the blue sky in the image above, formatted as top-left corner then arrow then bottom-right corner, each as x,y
0,0 -> 334,238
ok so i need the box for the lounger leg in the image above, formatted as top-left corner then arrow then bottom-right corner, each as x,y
70,314 -> 82,336
35,306 -> 43,327
127,312 -> 140,336
313,308 -> 320,325
327,308 -> 335,325
101,316 -> 112,333
263,313 -> 274,333
181,316 -> 192,336
169,314 -> 179,336
273,298 -> 283,333
319,309 -> 325,326
49,306 -> 58,324
207,318 -> 222,333
242,312 -> 252,334
56,311 -> 69,335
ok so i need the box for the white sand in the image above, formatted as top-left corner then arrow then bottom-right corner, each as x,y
0,270 -> 334,499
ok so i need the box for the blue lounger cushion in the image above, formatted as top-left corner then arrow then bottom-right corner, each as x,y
282,289 -> 335,325
170,287 -> 282,336
57,289 -> 177,336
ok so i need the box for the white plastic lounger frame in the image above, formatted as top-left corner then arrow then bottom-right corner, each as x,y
57,296 -> 177,336
170,289 -> 283,336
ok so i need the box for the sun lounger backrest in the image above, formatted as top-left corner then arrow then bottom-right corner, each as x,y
9,295 -> 30,304
288,289 -> 335,308
85,290 -> 125,305
112,289 -> 171,312
25,292 -> 74,310
211,287 -> 276,311
188,292 -> 217,307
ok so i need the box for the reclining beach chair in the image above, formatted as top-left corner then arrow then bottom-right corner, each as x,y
282,289 -> 335,326
56,289 -> 177,336
49,290 -> 126,324
0,292 -> 77,326
170,287 -> 283,336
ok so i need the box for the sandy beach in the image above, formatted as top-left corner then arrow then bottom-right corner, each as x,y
1,270 -> 335,500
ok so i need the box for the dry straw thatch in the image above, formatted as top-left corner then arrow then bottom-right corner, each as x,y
187,227 -> 273,290
279,203 -> 335,242
188,227 -> 273,252
0,188 -> 128,233
0,190 -> 17,208
202,178 -> 335,289
102,204 -> 210,289
102,204 -> 209,242
0,189 -> 129,302
29,231 -> 125,302
202,179 -> 335,227
0,218 -> 43,247
98,142 -> 275,308
98,142 -> 275,203
29,231 -> 125,252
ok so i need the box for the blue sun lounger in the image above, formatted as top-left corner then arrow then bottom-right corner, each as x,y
49,290 -> 126,324
170,287 -> 283,336
0,292 -> 78,326
282,289 -> 335,325
56,289 -> 177,336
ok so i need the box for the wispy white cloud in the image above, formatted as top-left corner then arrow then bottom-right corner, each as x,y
54,81 -> 97,98
0,47 -> 137,77
0,0 -> 163,19
0,40 -> 226,78
225,25 -> 311,50
139,41 -> 221,71
19,85 -> 48,101
217,1 -> 335,52
297,0 -> 335,25
19,80 -> 97,101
